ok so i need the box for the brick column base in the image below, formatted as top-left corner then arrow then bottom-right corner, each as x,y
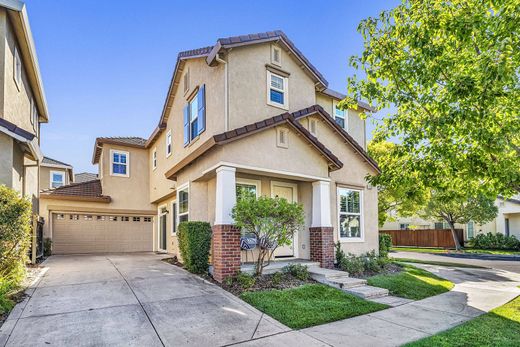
212,224 -> 241,282
309,227 -> 334,269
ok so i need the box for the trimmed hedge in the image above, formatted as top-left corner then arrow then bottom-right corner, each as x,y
379,234 -> 393,258
469,232 -> 520,251
177,221 -> 212,274
0,185 -> 32,314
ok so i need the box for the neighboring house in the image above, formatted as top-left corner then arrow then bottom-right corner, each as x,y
381,195 -> 520,241
0,0 -> 48,213
40,156 -> 73,190
40,30 -> 380,282
74,172 -> 97,183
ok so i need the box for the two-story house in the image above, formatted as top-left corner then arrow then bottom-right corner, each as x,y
40,31 -> 379,282
0,0 -> 48,213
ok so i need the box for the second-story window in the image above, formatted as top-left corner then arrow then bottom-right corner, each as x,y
50,171 -> 65,188
267,71 -> 288,109
335,106 -> 347,130
110,150 -> 129,177
14,46 -> 21,90
166,130 -> 172,157
183,85 -> 206,146
152,148 -> 157,170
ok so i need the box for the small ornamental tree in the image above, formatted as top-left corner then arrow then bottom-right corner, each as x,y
232,193 -> 304,276
421,191 -> 498,250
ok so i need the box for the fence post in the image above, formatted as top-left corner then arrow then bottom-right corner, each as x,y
31,214 -> 37,264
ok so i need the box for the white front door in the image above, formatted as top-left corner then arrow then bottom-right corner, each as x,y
271,181 -> 298,258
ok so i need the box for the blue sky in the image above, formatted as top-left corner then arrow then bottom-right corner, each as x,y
26,0 -> 398,173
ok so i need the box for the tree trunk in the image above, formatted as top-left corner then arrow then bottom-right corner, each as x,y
447,221 -> 462,251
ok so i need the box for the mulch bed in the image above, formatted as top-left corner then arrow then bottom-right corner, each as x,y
161,257 -> 315,296
336,262 -> 404,279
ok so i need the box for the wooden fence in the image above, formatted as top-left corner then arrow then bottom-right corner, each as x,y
379,229 -> 464,248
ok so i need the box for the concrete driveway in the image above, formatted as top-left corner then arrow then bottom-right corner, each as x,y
0,253 -> 324,347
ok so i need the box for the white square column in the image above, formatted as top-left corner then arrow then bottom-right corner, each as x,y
215,166 -> 236,225
311,180 -> 332,227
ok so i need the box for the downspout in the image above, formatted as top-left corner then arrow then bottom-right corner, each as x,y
215,53 -> 229,131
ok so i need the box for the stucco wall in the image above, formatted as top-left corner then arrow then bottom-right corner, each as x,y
0,132 -> 13,187
316,93 -> 366,149
99,144 -> 154,211
227,43 -> 316,130
149,57 -> 225,202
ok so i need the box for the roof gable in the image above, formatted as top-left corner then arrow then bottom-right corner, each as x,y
92,137 -> 146,164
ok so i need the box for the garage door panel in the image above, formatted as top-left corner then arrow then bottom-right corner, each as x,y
53,214 -> 153,254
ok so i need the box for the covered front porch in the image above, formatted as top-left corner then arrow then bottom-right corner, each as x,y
208,163 -> 335,282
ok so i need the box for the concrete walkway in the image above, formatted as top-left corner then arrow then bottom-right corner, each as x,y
1,254 -> 519,346
0,254 -> 318,347
302,264 -> 520,346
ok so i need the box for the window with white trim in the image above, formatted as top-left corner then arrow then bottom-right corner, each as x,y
14,46 -> 21,89
84,215 -> 93,221
109,216 -> 118,221
267,71 -> 288,109
122,216 -> 130,222
133,217 -> 141,222
110,150 -> 129,177
97,216 -> 105,221
70,214 -> 79,220
400,223 -> 410,230
334,106 -> 347,130
338,188 -> 363,239
183,86 -> 206,146
271,45 -> 281,66
56,214 -> 65,220
236,179 -> 260,201
50,171 -> 65,188
152,148 -> 157,170
166,130 -> 172,157
276,128 -> 289,148
144,217 -> 152,222
178,186 -> 189,223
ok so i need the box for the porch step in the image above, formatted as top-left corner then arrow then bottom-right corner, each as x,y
308,266 -> 350,280
344,285 -> 389,299
326,277 -> 367,289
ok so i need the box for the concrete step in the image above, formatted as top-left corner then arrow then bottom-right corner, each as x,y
344,285 -> 389,299
323,277 -> 367,289
308,266 -> 349,280
368,295 -> 413,307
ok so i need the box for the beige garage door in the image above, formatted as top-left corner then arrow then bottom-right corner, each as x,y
52,213 -> 153,254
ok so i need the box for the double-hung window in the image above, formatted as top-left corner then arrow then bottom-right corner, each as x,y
152,148 -> 157,170
335,106 -> 347,130
178,185 -> 189,223
166,130 -> 172,157
236,179 -> 260,201
183,85 -> 206,146
267,71 -> 288,109
50,171 -> 65,188
338,188 -> 363,240
110,150 -> 129,177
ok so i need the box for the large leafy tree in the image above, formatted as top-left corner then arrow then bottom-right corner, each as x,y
421,191 -> 498,249
345,0 -> 520,200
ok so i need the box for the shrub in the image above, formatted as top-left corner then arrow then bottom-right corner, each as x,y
271,271 -> 283,286
379,234 -> 392,258
44,238 -> 52,257
236,272 -> 256,290
364,250 -> 382,272
338,254 -> 365,276
469,232 -> 520,250
335,241 -> 346,265
283,264 -> 310,281
177,221 -> 212,274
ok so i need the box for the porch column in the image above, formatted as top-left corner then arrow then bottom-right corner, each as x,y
310,180 -> 334,269
212,166 -> 240,282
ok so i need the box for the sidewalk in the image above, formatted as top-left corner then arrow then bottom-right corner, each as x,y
299,265 -> 520,347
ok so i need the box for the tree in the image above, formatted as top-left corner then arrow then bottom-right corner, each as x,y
344,0 -> 520,200
421,190 -> 498,250
231,193 -> 304,276
368,140 -> 429,226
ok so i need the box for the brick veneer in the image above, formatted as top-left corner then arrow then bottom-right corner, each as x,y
212,224 -> 241,282
309,227 -> 334,269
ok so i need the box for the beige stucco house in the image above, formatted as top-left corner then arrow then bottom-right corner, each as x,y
39,156 -> 74,190
0,0 -> 48,214
40,31 -> 380,281
381,195 -> 520,242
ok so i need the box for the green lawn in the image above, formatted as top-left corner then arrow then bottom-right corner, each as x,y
240,284 -> 388,329
367,264 -> 454,300
405,296 -> 520,346
392,258 -> 486,269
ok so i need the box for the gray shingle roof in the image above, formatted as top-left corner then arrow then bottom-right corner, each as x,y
42,156 -> 72,167
74,172 -> 98,183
